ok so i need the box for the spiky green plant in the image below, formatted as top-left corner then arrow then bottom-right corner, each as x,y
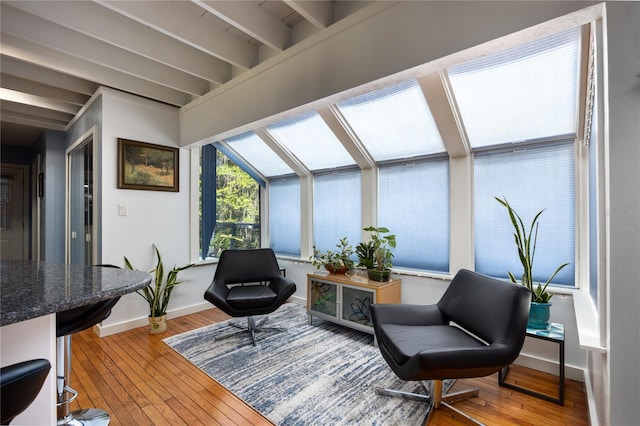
124,244 -> 194,317
495,197 -> 569,303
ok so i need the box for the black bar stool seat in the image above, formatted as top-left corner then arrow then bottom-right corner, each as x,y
1,358 -> 51,425
56,296 -> 120,426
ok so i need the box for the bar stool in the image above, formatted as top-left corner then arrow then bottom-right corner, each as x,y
1,358 -> 51,425
56,265 -> 121,426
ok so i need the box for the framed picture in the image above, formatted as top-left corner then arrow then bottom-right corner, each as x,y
117,138 -> 179,191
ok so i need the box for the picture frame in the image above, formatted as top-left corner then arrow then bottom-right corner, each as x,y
117,138 -> 179,192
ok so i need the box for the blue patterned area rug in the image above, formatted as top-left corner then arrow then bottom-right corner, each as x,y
164,303 -> 440,425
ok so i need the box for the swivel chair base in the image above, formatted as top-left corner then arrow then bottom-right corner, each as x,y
376,379 -> 482,425
214,316 -> 286,345
57,408 -> 109,426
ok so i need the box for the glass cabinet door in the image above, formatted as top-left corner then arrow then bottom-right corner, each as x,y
341,285 -> 374,327
309,280 -> 337,318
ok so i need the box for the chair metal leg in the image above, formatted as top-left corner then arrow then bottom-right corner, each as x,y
376,379 -> 484,425
214,315 -> 287,346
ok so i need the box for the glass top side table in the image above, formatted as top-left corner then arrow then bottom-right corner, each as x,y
498,322 -> 565,405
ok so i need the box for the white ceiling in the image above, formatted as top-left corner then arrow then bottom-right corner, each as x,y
0,0 -> 370,147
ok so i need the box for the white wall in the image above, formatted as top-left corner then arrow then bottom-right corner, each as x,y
602,3 -> 640,425
96,88 -> 209,333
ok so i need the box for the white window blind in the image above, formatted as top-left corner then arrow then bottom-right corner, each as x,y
378,158 -> 449,272
313,169 -> 361,253
267,111 -> 355,170
337,79 -> 445,161
269,177 -> 301,256
474,142 -> 575,285
225,131 -> 293,177
448,28 -> 580,148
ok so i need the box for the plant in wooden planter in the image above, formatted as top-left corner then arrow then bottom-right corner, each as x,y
310,237 -> 355,274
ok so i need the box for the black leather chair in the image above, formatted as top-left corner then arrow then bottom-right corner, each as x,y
371,269 -> 531,425
204,248 -> 296,345
56,265 -> 121,426
1,359 -> 51,425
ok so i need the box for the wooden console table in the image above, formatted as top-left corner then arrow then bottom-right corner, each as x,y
306,272 -> 401,335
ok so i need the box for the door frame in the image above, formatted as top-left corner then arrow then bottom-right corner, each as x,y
0,163 -> 30,260
65,127 -> 98,264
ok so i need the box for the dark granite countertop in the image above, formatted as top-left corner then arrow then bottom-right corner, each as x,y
0,261 -> 152,327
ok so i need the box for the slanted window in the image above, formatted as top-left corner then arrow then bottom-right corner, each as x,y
267,111 -> 355,170
336,79 -> 445,161
448,27 -> 580,148
225,131 -> 293,178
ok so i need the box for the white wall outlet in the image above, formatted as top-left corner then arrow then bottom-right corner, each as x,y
118,203 -> 128,216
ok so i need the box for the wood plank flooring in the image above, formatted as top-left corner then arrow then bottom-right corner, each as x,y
70,308 -> 589,425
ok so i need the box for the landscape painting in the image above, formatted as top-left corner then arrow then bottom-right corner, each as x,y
118,138 -> 179,191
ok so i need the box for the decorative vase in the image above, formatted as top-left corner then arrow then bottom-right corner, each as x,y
367,269 -> 391,282
148,314 -> 167,334
527,302 -> 551,329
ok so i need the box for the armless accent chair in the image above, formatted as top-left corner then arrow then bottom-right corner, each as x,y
204,249 -> 296,345
371,269 -> 531,425
1,359 -> 51,425
56,265 -> 121,426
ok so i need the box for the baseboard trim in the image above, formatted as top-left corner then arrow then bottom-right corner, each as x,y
94,302 -> 213,337
94,298 -> 307,337
513,352 -> 584,382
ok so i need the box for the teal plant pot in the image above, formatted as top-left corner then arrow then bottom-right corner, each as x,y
528,302 -> 552,329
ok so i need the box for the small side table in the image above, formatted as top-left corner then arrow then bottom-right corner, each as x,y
499,322 -> 565,405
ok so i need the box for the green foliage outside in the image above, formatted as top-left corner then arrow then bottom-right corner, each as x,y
201,150 -> 260,257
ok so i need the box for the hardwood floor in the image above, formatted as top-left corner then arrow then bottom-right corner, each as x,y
70,308 -> 589,425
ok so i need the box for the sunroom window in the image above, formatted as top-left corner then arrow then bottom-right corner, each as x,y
200,145 -> 261,260
450,27 -> 581,287
267,111 -> 355,170
269,176 -> 301,256
447,27 -> 580,148
336,79 -> 445,161
224,131 -> 293,178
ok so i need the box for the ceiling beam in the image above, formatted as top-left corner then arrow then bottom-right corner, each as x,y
5,0 -> 230,85
2,5 -> 210,96
0,109 -> 68,131
1,100 -> 76,122
0,74 -> 89,106
1,35 -> 192,106
97,0 -> 257,70
284,1 -> 333,29
0,88 -> 80,115
193,0 -> 291,52
0,56 -> 98,96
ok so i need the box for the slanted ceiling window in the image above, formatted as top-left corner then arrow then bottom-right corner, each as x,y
224,131 -> 293,178
448,27 -> 580,148
267,111 -> 355,170
336,79 -> 445,161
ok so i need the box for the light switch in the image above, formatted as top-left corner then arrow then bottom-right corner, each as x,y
118,203 -> 128,216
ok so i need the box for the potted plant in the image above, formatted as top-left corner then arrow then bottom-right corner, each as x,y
356,226 -> 396,282
310,237 -> 355,274
495,197 -> 569,328
124,244 -> 194,334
